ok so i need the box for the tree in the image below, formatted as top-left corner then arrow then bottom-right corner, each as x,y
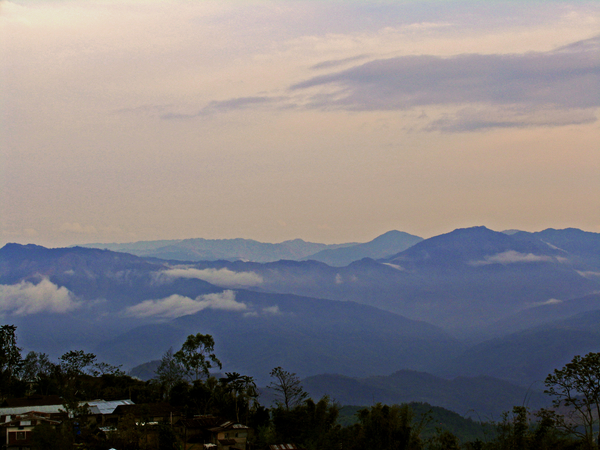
544,352 -> 600,450
174,333 -> 222,382
220,372 -> 258,422
58,350 -> 98,415
155,347 -> 185,399
271,395 -> 340,449
31,422 -> 73,450
59,350 -> 97,376
268,366 -> 308,411
0,324 -> 22,398
355,403 -> 425,450
20,351 -> 53,382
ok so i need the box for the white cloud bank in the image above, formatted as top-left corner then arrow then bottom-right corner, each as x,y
0,278 -> 79,315
124,290 -> 247,319
470,250 -> 554,266
158,268 -> 263,288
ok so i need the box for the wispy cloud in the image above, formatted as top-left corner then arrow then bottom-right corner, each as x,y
0,278 -> 79,315
290,34 -> 600,130
577,270 -> 600,279
243,304 -> 283,318
123,290 -> 247,319
526,298 -> 563,308
157,268 -> 263,288
470,251 -> 554,266
59,222 -> 98,234
310,54 -> 371,70
161,96 -> 287,119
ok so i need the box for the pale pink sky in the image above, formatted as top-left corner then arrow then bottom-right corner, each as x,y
1,0 -> 599,247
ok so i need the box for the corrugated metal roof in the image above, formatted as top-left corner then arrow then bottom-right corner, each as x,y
85,399 -> 134,415
0,405 -> 64,416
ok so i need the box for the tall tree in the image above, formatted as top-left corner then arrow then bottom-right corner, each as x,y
0,324 -> 22,398
268,366 -> 308,411
155,347 -> 185,399
545,352 -> 600,450
220,372 -> 258,422
59,350 -> 97,377
19,351 -> 53,382
174,333 -> 222,382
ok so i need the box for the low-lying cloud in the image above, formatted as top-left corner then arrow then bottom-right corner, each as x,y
470,251 -> 554,266
158,267 -> 263,288
244,305 -> 283,318
124,290 -> 247,319
0,278 -> 79,315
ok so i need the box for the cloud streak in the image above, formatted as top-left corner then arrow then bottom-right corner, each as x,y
158,268 -> 263,288
161,96 -> 286,120
124,290 -> 247,319
0,278 -> 79,315
470,251 -> 555,266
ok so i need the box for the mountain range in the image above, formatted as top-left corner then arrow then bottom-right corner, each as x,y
1,226 -> 599,415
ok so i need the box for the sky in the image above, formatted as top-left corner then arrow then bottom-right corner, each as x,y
1,0 -> 599,248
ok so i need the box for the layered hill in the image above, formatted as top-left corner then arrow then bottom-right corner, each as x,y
302,370 -> 549,419
80,237 -> 357,263
0,242 -> 458,385
185,227 -> 600,333
2,225 -> 599,392
434,308 -> 600,386
301,230 -> 423,266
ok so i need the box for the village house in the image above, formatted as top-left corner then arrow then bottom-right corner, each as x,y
1,412 -> 63,450
176,415 -> 251,450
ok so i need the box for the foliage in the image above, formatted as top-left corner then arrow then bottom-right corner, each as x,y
19,351 -> 53,382
31,421 -> 74,450
174,333 -> 222,382
269,366 -> 308,410
354,403 -> 426,450
0,324 -> 22,398
157,422 -> 179,450
426,428 -> 461,450
220,371 -> 259,422
545,352 -> 600,450
155,347 -> 186,398
59,350 -> 97,376
270,396 -> 341,450
483,406 -> 579,450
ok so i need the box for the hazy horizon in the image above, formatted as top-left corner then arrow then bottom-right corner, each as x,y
2,0 -> 599,248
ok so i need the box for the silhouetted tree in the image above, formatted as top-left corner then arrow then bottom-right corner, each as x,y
545,352 -> 600,450
0,324 -> 21,398
268,366 -> 308,411
174,333 -> 222,382
155,347 -> 185,399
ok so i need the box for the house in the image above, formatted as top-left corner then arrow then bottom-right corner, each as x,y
176,415 -> 251,450
208,421 -> 250,450
83,399 -> 134,426
111,402 -> 182,426
0,395 -> 65,423
1,412 -> 63,450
